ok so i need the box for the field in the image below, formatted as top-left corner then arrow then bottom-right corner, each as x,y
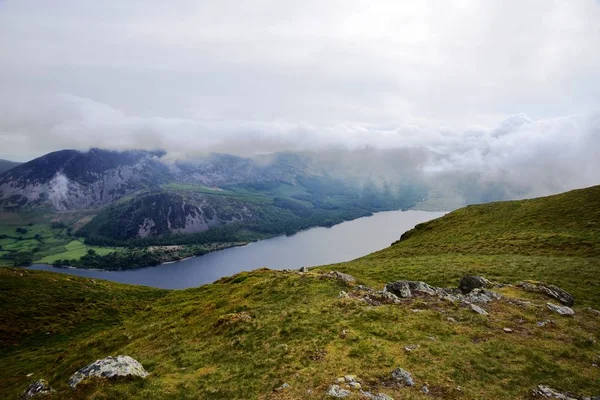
0,185 -> 599,399
0,222 -> 120,267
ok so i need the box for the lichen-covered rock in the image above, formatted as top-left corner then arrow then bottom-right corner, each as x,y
547,303 -> 575,316
459,275 -> 491,293
469,303 -> 489,315
385,280 -> 442,298
327,384 -> 351,397
391,367 -> 414,386
464,288 -> 502,303
21,379 -> 54,399
364,290 -> 402,305
532,385 -> 578,399
518,282 -> 574,306
327,271 -> 356,283
361,392 -> 394,400
69,355 -> 149,388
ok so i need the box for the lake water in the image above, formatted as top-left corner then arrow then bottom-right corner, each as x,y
29,210 -> 445,289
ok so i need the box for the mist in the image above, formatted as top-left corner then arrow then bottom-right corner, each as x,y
1,1 -> 599,199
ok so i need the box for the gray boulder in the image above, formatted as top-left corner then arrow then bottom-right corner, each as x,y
327,271 -> 356,283
518,282 -> 574,306
464,288 -> 502,303
459,275 -> 491,293
69,355 -> 149,388
21,379 -> 54,399
391,367 -> 414,386
469,304 -> 489,315
299,266 -> 309,273
532,385 -> 578,399
547,303 -> 575,316
361,392 -> 394,400
327,384 -> 351,398
385,280 -> 441,298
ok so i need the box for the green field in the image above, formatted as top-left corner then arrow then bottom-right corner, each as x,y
1,186 -> 599,399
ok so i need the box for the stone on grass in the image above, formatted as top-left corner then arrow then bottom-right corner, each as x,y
339,291 -> 349,298
546,303 -> 575,316
421,385 -> 430,394
391,367 -> 414,387
532,385 -> 578,399
349,382 -> 362,389
459,275 -> 491,293
464,288 -> 502,303
327,384 -> 351,398
69,355 -> 149,388
275,382 -> 290,391
469,303 -> 489,315
299,266 -> 309,272
503,327 -> 513,333
21,379 -> 54,399
327,271 -> 356,283
518,282 -> 574,306
361,392 -> 394,400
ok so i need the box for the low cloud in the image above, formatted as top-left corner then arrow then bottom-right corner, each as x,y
0,94 -> 598,198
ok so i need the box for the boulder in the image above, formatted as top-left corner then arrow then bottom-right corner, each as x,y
69,355 -> 149,388
469,304 -> 489,315
518,282 -> 574,306
464,288 -> 502,303
391,367 -> 414,387
327,384 -> 351,398
532,385 -> 577,399
299,266 -> 309,272
385,280 -> 441,298
546,303 -> 575,316
327,271 -> 356,283
21,379 -> 54,399
459,275 -> 491,293
361,392 -> 394,400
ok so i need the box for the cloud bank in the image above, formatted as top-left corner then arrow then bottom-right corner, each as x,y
0,1 -> 599,197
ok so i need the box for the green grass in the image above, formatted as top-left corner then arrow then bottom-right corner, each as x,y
37,240 -> 119,264
1,185 -> 600,399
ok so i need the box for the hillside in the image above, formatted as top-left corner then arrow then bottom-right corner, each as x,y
1,186 -> 600,399
0,159 -> 20,174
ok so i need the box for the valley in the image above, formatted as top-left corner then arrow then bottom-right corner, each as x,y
1,185 -> 599,399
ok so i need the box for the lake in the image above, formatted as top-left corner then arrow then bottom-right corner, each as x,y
29,210 -> 445,289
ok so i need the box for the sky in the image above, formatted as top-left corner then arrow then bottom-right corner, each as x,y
0,0 -> 599,194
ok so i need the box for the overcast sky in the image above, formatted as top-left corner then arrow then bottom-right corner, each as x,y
0,1 -> 599,193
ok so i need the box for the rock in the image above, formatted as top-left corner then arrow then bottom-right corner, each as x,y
464,288 -> 502,303
361,392 -> 394,400
336,377 -> 346,383
447,317 -> 456,323
547,303 -> 575,316
299,266 -> 309,272
503,327 -> 513,333
349,382 -> 362,389
532,385 -> 578,399
327,384 -> 351,398
404,344 -> 419,352
469,304 -> 489,315
68,355 -> 149,388
21,379 -> 54,399
459,275 -> 491,293
385,281 -> 412,298
344,375 -> 357,382
537,320 -> 553,327
518,282 -> 574,306
327,271 -> 356,283
339,291 -> 349,298
421,385 -> 430,394
275,382 -> 290,391
391,367 -> 414,387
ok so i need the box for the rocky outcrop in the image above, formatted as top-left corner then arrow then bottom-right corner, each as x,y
391,367 -> 414,387
69,355 -> 149,388
385,280 -> 445,298
459,275 -> 491,293
531,384 -> 599,399
464,288 -> 502,303
21,379 -> 54,398
327,384 -> 351,398
518,282 -> 574,306
326,271 -> 356,283
470,304 -> 489,315
546,303 -> 575,316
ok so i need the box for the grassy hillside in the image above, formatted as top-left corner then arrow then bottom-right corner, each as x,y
1,186 -> 600,399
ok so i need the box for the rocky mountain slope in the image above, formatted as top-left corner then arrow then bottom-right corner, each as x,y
1,185 -> 599,399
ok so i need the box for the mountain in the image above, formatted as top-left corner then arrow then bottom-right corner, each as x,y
0,159 -> 20,174
1,185 -> 599,399
0,148 -> 428,249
